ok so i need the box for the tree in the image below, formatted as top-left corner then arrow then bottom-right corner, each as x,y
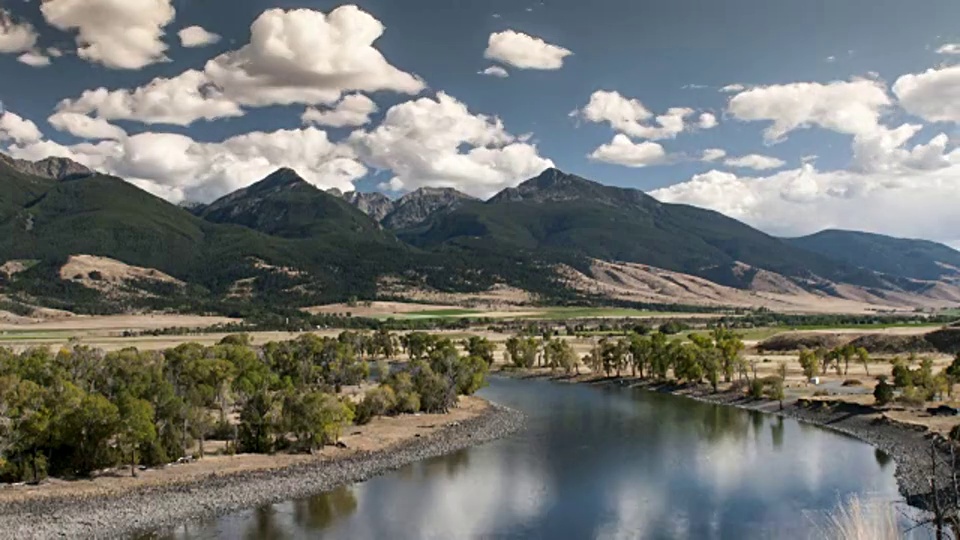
798,349 -> 819,382
464,337 -> 496,366
504,336 -> 537,369
116,396 -> 157,477
627,334 -> 651,379
238,390 -> 276,454
856,347 -> 871,376
767,377 -> 786,410
545,339 -> 578,375
5,380 -> 51,482
455,356 -> 489,396
874,376 -> 894,406
354,386 -> 397,425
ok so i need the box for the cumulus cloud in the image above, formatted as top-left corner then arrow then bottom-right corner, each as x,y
0,10 -> 38,53
302,94 -> 378,128
720,84 -> 745,93
577,90 -> 697,140
349,92 -> 553,198
700,148 -> 727,162
650,161 -> 960,245
936,44 -> 960,55
178,25 -> 221,48
893,65 -> 960,123
6,126 -> 366,203
54,5 -> 425,129
698,112 -> 718,129
48,111 -> 127,141
40,0 -> 175,69
54,70 -> 244,126
204,6 -> 425,107
724,154 -> 786,170
480,66 -> 509,78
727,79 -> 893,143
17,51 -> 51,67
484,30 -> 572,70
0,110 -> 43,144
589,134 -> 667,167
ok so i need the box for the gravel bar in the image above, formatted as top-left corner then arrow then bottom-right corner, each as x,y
0,403 -> 525,540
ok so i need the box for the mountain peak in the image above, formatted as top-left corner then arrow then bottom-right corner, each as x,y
490,168 -> 608,204
256,167 -> 310,191
0,152 -> 93,181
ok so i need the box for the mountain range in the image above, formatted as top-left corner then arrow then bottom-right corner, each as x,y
1,152 -> 959,315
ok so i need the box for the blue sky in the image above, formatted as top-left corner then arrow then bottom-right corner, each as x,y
1,0 -> 960,244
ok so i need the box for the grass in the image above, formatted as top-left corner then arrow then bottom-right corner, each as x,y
381,309 -> 482,320
523,307 -> 682,320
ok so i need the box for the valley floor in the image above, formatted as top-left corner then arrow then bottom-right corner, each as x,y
0,396 -> 524,540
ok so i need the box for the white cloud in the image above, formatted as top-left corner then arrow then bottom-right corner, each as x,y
698,112 -> 718,129
55,70 -> 244,126
720,84 -> 745,93
7,126 -> 366,203
893,65 -> 960,124
588,134 -> 667,167
53,6 -> 424,128
480,66 -> 509,78
724,154 -> 786,170
40,0 -> 175,70
302,94 -> 378,128
484,30 -> 572,70
727,79 -> 893,143
47,47 -> 63,58
48,111 -> 127,141
700,148 -> 727,162
17,51 -> 50,67
0,110 -> 43,144
0,10 -> 38,53
936,44 -> 960,55
204,6 -> 425,107
178,25 -> 221,48
577,90 -> 695,140
651,159 -> 960,245
349,92 -> 553,198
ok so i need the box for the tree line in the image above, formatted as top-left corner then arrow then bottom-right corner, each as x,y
0,331 -> 488,483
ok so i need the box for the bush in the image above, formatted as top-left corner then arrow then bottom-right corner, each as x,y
748,378 -> 766,399
355,386 -> 397,425
897,386 -> 927,408
873,377 -> 894,406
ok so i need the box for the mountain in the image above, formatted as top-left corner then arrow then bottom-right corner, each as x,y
402,168 -> 878,290
342,191 -> 395,222
199,168 -> 393,243
0,160 -> 424,309
785,230 -> 960,281
382,187 -> 476,230
3,154 -> 957,313
0,153 -> 92,181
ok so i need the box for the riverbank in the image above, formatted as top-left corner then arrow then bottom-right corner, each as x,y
499,367 -> 948,511
0,397 -> 525,540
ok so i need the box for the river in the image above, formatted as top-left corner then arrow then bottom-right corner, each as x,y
157,376 -> 920,539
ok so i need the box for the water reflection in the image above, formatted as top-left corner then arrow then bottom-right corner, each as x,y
164,377 -> 913,539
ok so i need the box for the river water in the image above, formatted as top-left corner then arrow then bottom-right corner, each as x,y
160,376 -> 920,539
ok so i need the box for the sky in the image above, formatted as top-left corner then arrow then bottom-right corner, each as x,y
1,0 -> 959,246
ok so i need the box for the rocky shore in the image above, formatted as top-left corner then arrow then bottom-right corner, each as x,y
0,403 -> 525,540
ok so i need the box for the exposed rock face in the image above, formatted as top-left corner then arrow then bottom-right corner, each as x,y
342,191 -> 396,222
0,153 -> 93,180
382,187 -> 476,229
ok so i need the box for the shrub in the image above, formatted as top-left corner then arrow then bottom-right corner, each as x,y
873,376 -> 894,406
355,386 -> 397,425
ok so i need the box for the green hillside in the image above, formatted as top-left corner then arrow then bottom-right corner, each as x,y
785,229 -> 960,281
401,169 -> 879,289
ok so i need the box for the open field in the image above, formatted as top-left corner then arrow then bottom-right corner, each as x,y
304,301 -> 712,321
